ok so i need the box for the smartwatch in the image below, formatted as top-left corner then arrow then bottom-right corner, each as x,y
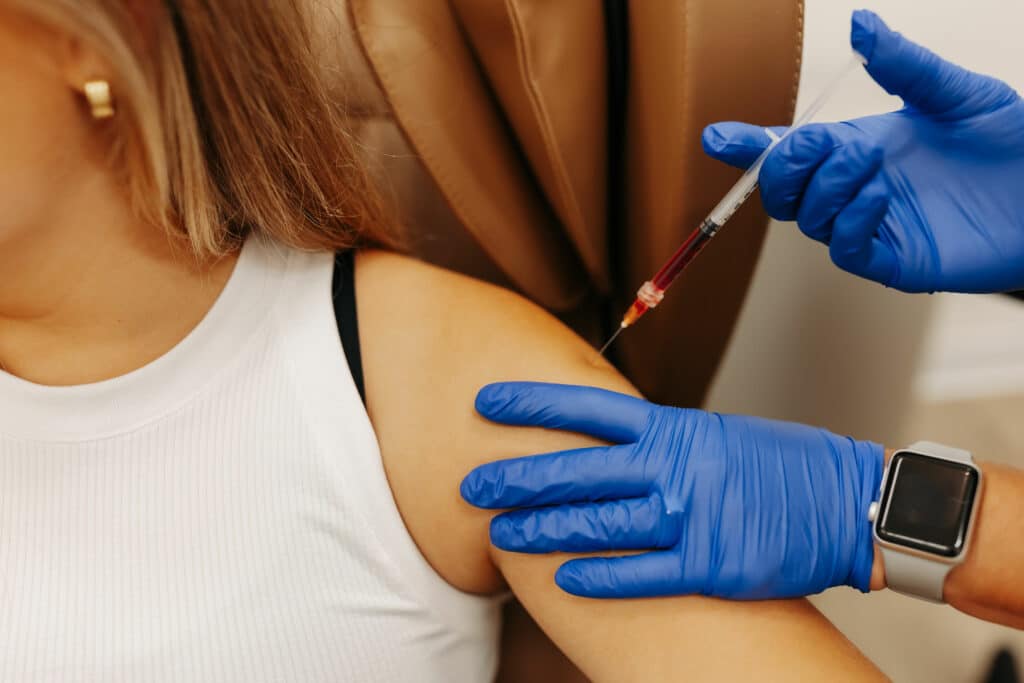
868,441 -> 982,603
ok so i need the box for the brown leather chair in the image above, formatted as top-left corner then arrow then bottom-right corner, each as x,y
326,0 -> 804,408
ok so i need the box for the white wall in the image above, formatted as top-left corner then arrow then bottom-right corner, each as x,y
916,293 -> 1024,401
706,0 -> 1024,443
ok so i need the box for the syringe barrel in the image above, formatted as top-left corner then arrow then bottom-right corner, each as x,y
649,222 -> 717,290
706,141 -> 776,226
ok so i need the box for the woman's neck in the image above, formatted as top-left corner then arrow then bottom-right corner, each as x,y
0,175 -> 238,386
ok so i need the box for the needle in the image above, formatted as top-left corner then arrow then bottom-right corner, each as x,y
598,325 -> 624,356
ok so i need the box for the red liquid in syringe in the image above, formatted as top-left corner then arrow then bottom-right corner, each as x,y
620,221 -> 717,327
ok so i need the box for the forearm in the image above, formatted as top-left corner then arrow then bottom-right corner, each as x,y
872,459 -> 1024,628
496,550 -> 884,682
945,461 -> 1024,627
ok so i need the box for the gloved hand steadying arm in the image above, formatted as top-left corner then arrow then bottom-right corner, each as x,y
461,382 -> 883,600
702,10 -> 1024,293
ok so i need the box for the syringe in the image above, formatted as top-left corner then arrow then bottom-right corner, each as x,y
599,53 -> 866,356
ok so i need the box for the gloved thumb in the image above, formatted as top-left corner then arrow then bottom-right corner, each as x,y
852,9 -> 1018,118
702,122 -> 788,170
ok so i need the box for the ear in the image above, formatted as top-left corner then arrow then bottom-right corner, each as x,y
54,33 -> 113,98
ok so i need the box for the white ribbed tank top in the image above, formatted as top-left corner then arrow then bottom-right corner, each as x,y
0,237 -> 501,682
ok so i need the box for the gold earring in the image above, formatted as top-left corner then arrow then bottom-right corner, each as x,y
83,80 -> 115,119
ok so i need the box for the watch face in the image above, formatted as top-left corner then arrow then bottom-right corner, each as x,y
876,452 -> 979,557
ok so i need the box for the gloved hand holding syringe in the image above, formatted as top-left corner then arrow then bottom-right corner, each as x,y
599,53 -> 866,355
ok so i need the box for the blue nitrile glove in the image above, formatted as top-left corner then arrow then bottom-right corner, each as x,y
461,382 -> 884,600
702,10 -> 1024,293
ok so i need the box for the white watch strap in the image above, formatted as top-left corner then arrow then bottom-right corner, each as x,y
907,441 -> 972,465
881,547 -> 953,603
879,441 -> 973,604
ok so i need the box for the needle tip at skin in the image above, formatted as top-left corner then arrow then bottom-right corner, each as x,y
598,325 -> 625,356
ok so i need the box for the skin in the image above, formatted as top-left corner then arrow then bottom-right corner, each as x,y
0,10 -> 237,387
0,6 -> 886,680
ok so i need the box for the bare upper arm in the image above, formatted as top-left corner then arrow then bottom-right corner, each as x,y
359,249 -> 624,594
358,250 -> 882,681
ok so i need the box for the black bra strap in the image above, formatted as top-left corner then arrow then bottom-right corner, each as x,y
331,250 -> 366,405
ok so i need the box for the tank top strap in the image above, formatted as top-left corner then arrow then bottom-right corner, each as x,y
331,250 -> 365,405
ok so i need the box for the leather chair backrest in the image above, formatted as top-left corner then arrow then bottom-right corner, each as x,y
617,1 -> 803,405
323,0 -> 803,406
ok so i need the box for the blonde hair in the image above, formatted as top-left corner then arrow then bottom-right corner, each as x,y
11,0 -> 398,257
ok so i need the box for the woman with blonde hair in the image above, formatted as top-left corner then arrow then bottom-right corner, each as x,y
0,1 -> 884,680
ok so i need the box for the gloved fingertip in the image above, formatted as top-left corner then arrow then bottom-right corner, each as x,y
700,123 -> 741,155
703,122 -> 780,168
703,121 -> 777,145
701,124 -> 728,153
459,469 -> 496,507
554,563 -> 589,596
488,515 -> 517,550
459,472 -> 481,503
474,382 -> 514,418
850,9 -> 886,63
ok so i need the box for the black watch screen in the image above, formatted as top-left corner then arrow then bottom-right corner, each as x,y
876,451 -> 979,557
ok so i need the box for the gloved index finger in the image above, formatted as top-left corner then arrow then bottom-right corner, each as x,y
475,382 -> 650,444
702,122 -> 788,170
489,495 -> 671,553
460,444 -> 649,509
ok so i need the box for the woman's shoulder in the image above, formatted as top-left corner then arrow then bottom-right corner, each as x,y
355,250 -> 579,343
354,249 -> 632,593
354,249 -> 626,398
355,249 -> 624,393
